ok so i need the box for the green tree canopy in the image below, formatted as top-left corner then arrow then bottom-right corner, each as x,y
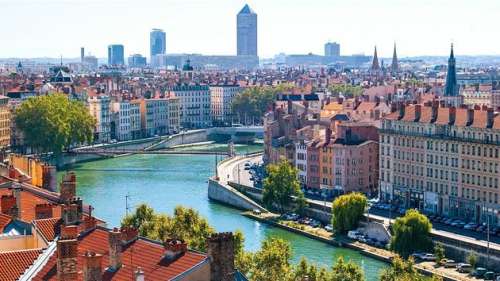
263,159 -> 302,213
390,209 -> 433,258
231,86 -> 280,125
15,93 -> 95,154
121,204 -> 215,251
328,84 -> 363,98
331,256 -> 365,281
331,193 -> 367,233
380,256 -> 442,281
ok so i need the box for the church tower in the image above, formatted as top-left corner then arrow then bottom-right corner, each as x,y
442,44 -> 463,107
371,46 -> 380,71
391,43 -> 399,73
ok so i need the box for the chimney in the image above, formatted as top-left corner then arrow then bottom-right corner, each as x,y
287,99 -> 293,114
415,104 -> 422,121
60,171 -> 76,203
120,226 -> 138,245
431,102 -> 439,122
163,239 -> 188,262
108,228 -> 122,271
207,232 -> 235,281
398,103 -> 405,119
135,267 -> 145,281
57,229 -> 78,281
62,203 -> 79,225
11,185 -> 22,218
1,195 -> 16,215
487,108 -> 494,128
35,203 -> 53,219
61,225 -> 79,240
83,251 -> 102,281
467,109 -> 474,126
449,107 -> 457,125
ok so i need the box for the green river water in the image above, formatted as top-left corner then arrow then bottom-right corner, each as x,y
58,143 -> 386,280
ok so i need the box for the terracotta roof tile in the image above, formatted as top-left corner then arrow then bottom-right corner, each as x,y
355,102 -> 377,113
401,105 -> 416,121
454,108 -> 470,127
0,249 -> 42,281
418,106 -> 434,123
33,218 -> 61,242
384,111 -> 400,120
471,110 -> 488,128
0,188 -> 60,223
493,115 -> 500,129
434,108 -> 451,125
33,228 -> 208,281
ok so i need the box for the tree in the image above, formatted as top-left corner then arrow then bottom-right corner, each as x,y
328,84 -> 363,99
263,159 -> 302,213
331,193 -> 367,233
121,204 -> 214,251
390,209 -> 433,258
15,93 -> 95,154
231,86 -> 279,125
467,251 -> 478,268
434,243 -> 445,265
331,256 -> 364,281
247,237 -> 293,281
294,192 -> 309,216
379,255 -> 442,281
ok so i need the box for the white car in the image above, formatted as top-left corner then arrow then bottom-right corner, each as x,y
348,230 -> 360,240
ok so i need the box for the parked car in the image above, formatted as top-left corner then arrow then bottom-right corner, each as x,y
440,258 -> 457,268
456,263 -> 472,273
348,230 -> 361,240
324,224 -> 333,232
471,267 -> 487,278
252,209 -> 261,215
484,271 -> 495,280
464,223 -> 478,230
410,252 -> 425,260
420,253 -> 436,261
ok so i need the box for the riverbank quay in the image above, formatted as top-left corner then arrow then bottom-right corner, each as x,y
210,154 -> 500,279
243,211 -> 474,281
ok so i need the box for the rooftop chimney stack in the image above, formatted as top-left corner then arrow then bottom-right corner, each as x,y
467,108 -> 474,126
163,239 -> 188,262
35,203 -> 54,219
207,232 -> 235,281
83,251 -> 102,281
108,228 -> 122,271
57,228 -> 78,281
60,171 -> 76,203
1,195 -> 16,215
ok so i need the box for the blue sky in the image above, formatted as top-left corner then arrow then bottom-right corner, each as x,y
1,0 -> 499,58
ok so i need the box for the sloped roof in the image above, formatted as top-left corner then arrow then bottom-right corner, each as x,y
0,249 -> 43,281
0,213 -> 12,232
0,188 -> 61,223
33,227 -> 209,281
238,4 -> 255,14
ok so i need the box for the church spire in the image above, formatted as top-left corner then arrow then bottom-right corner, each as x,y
391,42 -> 399,72
371,46 -> 380,71
444,43 -> 458,97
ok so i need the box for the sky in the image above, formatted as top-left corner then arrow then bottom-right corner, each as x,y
1,0 -> 499,59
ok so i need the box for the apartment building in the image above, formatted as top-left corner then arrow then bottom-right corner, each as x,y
111,101 -> 131,141
88,95 -> 111,143
168,85 -> 211,129
167,95 -> 181,134
137,98 -> 168,137
0,96 -> 10,150
210,85 -> 242,125
380,103 -> 500,225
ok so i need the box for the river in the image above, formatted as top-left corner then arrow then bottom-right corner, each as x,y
58,143 -> 387,280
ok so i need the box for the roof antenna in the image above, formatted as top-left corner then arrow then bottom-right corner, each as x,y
125,192 -> 131,216
60,54 -> 63,66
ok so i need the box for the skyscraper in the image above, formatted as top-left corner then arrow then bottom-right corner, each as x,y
324,42 -> 340,57
107,44 -> 125,65
150,29 -> 166,58
237,4 -> 257,56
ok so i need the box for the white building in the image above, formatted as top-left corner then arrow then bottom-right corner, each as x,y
111,101 -> 131,141
88,95 -> 111,143
168,85 -> 211,128
210,85 -> 242,125
129,102 -> 141,139
295,140 -> 308,185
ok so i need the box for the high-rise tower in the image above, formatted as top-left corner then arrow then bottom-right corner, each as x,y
150,29 -> 166,58
107,44 -> 125,65
237,4 -> 257,57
